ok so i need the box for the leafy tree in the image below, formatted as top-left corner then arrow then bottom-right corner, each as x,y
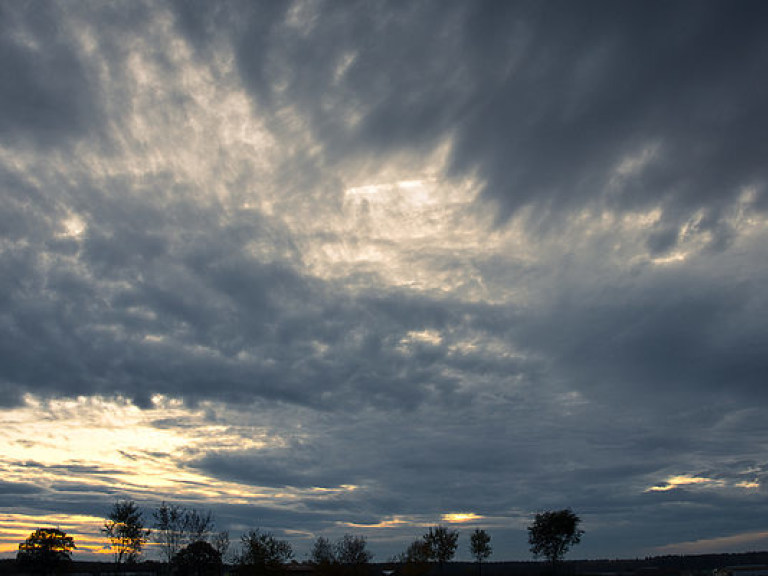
103,499 -> 151,564
153,501 -> 215,564
237,529 -> 293,575
527,509 -> 584,572
469,529 -> 492,575
173,540 -> 223,576
16,528 -> 76,575
422,526 -> 459,571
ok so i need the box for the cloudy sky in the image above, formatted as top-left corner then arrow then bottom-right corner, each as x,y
2,0 -> 768,563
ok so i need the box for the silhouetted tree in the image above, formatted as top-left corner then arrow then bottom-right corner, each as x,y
212,531 -> 230,562
311,536 -> 335,563
469,529 -> 492,576
423,526 -> 459,571
236,530 -> 293,576
309,534 -> 371,576
396,540 -> 430,576
153,501 -> 215,564
154,502 -> 185,564
103,499 -> 151,564
310,536 -> 337,576
16,528 -> 75,576
335,534 -> 372,576
528,509 -> 584,573
173,540 -> 222,576
186,509 -> 215,543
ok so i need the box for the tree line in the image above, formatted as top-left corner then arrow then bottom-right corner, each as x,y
15,501 -> 583,576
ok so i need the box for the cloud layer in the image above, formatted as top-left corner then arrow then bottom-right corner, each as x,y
1,0 -> 768,562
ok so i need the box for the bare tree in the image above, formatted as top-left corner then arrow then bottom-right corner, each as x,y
310,534 -> 372,576
185,509 -> 215,543
153,502 -> 186,564
335,534 -> 372,576
212,531 -> 230,563
335,534 -> 373,565
153,502 -> 215,564
103,500 -> 151,564
310,536 -> 336,574
237,529 -> 293,575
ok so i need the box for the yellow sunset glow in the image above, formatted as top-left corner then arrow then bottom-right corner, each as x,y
646,475 -> 714,492
0,394 -> 362,558
0,513 -> 108,557
441,513 -> 483,523
343,515 -> 422,529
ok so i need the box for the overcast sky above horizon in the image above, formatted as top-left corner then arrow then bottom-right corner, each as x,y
2,0 -> 768,563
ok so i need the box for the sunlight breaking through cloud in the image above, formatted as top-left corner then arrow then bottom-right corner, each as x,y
647,475 -> 715,492
0,394 -> 364,556
442,513 -> 483,524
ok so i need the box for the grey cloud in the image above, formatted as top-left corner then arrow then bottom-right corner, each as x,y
48,481 -> 112,494
0,480 -> 42,496
193,449 -> 355,490
520,260 -> 768,409
1,151 -> 528,410
1,0 -> 768,562
0,2 -> 101,147
15,461 -> 124,476
173,1 -> 768,239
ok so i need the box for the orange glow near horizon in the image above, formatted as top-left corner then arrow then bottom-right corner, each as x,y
0,513 -> 109,559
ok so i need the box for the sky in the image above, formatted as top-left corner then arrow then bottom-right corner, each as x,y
1,0 -> 768,564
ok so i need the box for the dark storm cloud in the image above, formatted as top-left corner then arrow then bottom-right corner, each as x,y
173,0 -> 768,241
519,257 -> 768,406
1,149 -> 527,410
452,2 -> 768,219
193,449 -> 353,490
0,2 -> 101,147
